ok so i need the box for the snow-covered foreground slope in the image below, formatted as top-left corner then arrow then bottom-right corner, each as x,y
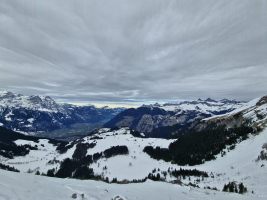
1,127 -> 267,199
193,129 -> 267,197
0,169 -> 258,200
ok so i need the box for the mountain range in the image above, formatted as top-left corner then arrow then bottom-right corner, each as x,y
0,91 -> 124,136
105,98 -> 244,138
0,91 -> 247,139
0,95 -> 267,199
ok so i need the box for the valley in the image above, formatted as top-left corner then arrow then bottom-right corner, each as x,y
0,91 -> 124,137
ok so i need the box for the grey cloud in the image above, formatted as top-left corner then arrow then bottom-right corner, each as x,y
0,0 -> 266,105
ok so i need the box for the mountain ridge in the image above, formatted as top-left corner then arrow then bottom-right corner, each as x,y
0,91 -> 124,135
105,97 -> 245,138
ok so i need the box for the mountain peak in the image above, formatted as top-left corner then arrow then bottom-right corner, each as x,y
0,91 -> 16,98
256,96 -> 267,106
0,91 -> 59,112
205,98 -> 217,102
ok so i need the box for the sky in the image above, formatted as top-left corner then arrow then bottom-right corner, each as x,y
0,0 -> 266,107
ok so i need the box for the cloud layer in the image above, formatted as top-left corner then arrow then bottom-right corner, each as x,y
0,0 -> 266,104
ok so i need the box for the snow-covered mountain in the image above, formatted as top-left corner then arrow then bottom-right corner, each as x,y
1,96 -> 267,199
0,91 -> 124,135
105,98 -> 244,138
202,96 -> 267,131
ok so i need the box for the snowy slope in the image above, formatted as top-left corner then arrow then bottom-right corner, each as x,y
1,126 -> 267,198
204,96 -> 267,130
86,128 -> 175,180
0,139 -> 63,173
193,129 -> 267,197
0,169 -> 256,200
0,128 -> 175,178
0,118 -> 267,200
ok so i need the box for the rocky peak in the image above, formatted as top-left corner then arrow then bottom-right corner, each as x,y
256,96 -> 267,106
28,95 -> 43,104
0,91 -> 16,99
205,98 -> 217,103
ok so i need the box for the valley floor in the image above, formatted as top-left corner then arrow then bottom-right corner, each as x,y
0,169 -> 257,200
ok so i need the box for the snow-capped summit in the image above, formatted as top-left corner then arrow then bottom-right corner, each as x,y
0,91 -> 61,113
0,91 -> 17,100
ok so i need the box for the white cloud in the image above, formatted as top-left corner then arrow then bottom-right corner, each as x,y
0,0 -> 266,104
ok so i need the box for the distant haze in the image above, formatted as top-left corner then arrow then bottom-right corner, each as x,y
0,0 -> 266,106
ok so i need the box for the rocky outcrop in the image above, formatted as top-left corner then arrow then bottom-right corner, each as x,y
256,96 -> 267,106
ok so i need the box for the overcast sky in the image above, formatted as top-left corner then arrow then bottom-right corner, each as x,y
0,0 -> 266,106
